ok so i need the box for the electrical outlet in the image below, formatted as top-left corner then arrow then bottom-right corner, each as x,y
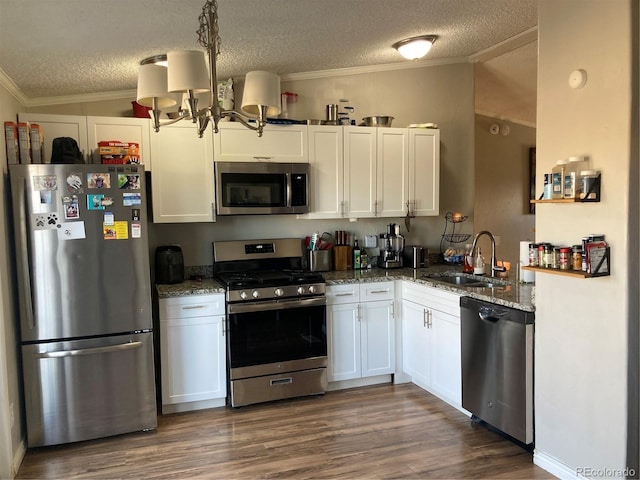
494,235 -> 501,246
9,403 -> 14,428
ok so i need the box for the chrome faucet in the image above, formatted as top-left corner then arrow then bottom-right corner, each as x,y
470,231 -> 506,277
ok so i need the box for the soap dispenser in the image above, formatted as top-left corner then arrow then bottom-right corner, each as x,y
473,247 -> 485,275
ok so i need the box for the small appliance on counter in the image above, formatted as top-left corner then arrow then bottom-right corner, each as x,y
405,246 -> 428,269
378,223 -> 405,269
155,245 -> 184,284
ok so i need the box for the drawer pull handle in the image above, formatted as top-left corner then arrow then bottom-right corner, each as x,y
335,292 -> 356,297
182,305 -> 207,310
368,289 -> 390,294
270,377 -> 293,386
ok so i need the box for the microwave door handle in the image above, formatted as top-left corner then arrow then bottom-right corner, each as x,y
286,173 -> 292,207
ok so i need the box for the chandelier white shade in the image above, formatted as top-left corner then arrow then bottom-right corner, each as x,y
392,35 -> 437,60
136,65 -> 178,108
136,0 -> 281,137
241,71 -> 281,118
167,50 -> 210,94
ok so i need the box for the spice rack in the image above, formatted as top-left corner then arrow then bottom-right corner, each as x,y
522,246 -> 610,278
532,173 -> 601,204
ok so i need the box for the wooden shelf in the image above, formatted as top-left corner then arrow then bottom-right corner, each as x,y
521,265 -> 607,278
530,198 -> 598,204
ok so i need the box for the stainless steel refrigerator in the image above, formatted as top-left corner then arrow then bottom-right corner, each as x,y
9,163 -> 157,447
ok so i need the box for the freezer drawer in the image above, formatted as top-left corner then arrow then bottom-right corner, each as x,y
22,332 -> 157,447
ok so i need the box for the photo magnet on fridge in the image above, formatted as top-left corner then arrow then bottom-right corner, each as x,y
87,173 -> 110,189
87,194 -> 105,210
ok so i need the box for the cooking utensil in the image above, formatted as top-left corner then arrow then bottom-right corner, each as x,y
361,116 -> 394,127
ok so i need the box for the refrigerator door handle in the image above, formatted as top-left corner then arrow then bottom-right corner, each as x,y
16,177 -> 36,330
34,341 -> 143,359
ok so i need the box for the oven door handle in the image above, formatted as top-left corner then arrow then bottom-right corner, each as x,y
228,296 -> 326,314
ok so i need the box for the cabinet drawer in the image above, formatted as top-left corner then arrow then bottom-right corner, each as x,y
402,281 -> 461,317
159,294 -> 225,319
360,281 -> 395,302
326,284 -> 360,305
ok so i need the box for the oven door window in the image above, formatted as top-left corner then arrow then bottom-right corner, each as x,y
228,305 -> 327,368
221,173 -> 286,208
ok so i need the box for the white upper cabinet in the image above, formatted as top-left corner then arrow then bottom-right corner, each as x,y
86,116 -> 151,168
18,113 -> 152,170
149,123 -> 215,223
376,128 -> 409,218
343,126 -> 377,218
305,125 -> 345,219
408,128 -> 440,216
18,113 -> 89,163
213,122 -> 309,163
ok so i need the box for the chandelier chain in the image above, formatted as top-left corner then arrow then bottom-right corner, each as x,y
197,0 -> 221,57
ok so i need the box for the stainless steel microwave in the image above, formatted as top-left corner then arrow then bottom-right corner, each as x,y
214,162 -> 310,215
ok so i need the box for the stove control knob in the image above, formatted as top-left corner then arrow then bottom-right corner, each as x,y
240,291 -> 248,300
252,290 -> 260,299
297,286 -> 306,295
274,288 -> 284,297
308,285 -> 317,294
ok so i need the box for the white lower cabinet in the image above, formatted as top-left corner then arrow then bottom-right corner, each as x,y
159,294 -> 226,412
327,282 -> 395,383
401,281 -> 463,409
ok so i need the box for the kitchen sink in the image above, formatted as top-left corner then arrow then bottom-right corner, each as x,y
422,273 -> 510,289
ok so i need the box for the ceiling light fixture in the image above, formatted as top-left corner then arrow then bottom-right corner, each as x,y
136,0 -> 281,137
392,35 -> 438,60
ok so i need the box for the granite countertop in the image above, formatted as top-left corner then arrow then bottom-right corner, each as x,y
156,266 -> 535,312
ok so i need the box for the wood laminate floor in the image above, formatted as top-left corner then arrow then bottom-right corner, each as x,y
17,383 -> 555,479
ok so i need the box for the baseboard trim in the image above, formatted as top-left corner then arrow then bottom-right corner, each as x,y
11,439 -> 25,478
534,450 -> 581,479
161,398 -> 226,415
327,375 -> 392,391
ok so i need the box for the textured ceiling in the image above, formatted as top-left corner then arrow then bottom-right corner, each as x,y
0,0 -> 537,106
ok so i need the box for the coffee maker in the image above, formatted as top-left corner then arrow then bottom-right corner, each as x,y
378,223 -> 405,269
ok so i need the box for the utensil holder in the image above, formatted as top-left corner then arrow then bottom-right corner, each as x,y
309,250 -> 332,272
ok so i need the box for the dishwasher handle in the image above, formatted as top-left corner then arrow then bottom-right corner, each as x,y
478,311 -> 500,323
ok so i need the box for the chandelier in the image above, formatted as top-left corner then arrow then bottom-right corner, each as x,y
136,0 -> 281,137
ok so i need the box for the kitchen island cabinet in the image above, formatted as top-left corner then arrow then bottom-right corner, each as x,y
159,293 -> 226,413
326,281 -> 395,385
149,122 -> 215,223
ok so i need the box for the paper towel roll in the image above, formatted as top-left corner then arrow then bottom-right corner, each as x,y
520,241 -> 535,283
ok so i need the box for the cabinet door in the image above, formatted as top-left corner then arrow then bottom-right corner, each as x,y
408,128 -> 440,216
304,125 -> 344,219
401,299 -> 431,388
360,300 -> 395,377
377,128 -> 408,217
430,308 -> 462,405
18,113 -> 89,163
213,123 -> 308,163
327,302 -> 360,382
160,314 -> 226,405
343,126 -> 376,218
150,123 -> 215,223
86,116 -> 151,168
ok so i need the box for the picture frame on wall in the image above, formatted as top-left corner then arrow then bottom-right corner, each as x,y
529,147 -> 536,214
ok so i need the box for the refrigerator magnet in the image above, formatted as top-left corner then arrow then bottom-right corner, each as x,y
32,213 -> 59,230
100,197 -> 114,207
57,221 -> 86,240
117,174 -> 140,189
131,223 -> 141,238
39,190 -> 53,205
33,175 -> 58,191
66,173 -> 83,193
103,224 -> 117,240
63,195 -> 79,220
123,192 -> 141,206
87,194 -> 105,210
131,208 -> 141,221
103,212 -> 114,226
114,221 -> 128,240
87,173 -> 110,189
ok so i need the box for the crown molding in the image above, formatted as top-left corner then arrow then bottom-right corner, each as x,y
469,27 -> 538,63
475,109 -> 536,129
0,68 -> 28,106
25,89 -> 137,108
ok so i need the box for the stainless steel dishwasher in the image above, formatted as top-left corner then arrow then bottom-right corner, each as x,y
460,296 -> 534,446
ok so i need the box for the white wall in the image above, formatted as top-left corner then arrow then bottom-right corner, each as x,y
535,1 -> 636,477
0,81 -> 26,477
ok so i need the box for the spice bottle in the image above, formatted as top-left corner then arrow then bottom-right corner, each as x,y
559,247 -> 571,270
572,245 -> 583,270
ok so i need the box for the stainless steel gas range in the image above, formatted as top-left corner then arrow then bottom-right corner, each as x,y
213,238 -> 327,407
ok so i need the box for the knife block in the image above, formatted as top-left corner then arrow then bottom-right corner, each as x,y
333,246 -> 353,271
